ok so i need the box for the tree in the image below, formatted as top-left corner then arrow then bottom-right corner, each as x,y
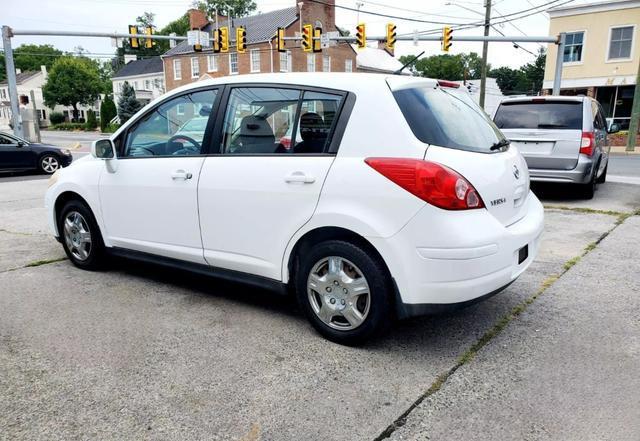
14,44 -> 63,72
85,109 -> 98,130
489,48 -> 546,95
42,56 -> 102,122
100,97 -> 117,131
399,52 -> 489,81
117,81 -> 142,124
193,0 -> 257,18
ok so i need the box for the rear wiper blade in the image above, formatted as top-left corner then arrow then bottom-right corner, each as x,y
490,138 -> 510,151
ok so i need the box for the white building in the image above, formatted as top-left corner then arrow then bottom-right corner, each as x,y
454,78 -> 505,116
112,57 -> 165,106
0,66 -> 101,133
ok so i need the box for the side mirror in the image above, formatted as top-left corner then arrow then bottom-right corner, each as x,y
608,123 -> 620,134
92,139 -> 115,159
17,141 -> 25,147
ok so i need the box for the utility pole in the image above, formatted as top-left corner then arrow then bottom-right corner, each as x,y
30,90 -> 41,143
626,60 -> 640,152
479,0 -> 492,109
2,25 -> 24,139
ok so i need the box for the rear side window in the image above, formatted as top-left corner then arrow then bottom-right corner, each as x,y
494,101 -> 582,130
393,86 -> 505,153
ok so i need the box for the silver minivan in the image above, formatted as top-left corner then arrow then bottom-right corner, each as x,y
493,96 -> 619,199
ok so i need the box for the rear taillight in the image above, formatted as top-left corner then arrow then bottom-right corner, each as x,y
580,132 -> 595,156
365,158 -> 484,210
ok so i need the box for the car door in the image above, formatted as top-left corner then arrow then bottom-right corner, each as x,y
99,87 -> 220,264
0,134 -> 31,169
198,85 -> 347,280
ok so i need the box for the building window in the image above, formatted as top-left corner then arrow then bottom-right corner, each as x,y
279,50 -> 291,72
563,31 -> 584,63
207,54 -> 218,72
173,59 -> 182,80
145,80 -> 151,90
307,54 -> 315,72
608,26 -> 634,60
345,59 -> 353,73
176,103 -> 185,116
191,57 -> 200,78
323,55 -> 331,72
250,50 -> 261,73
229,53 -> 238,74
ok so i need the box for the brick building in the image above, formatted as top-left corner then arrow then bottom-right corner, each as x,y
161,1 -> 399,91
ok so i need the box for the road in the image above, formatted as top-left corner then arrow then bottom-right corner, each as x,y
1,170 -> 639,440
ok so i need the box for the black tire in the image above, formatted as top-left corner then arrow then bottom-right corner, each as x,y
295,240 -> 392,345
596,163 -> 608,184
579,164 -> 598,200
39,154 -> 61,174
58,199 -> 106,270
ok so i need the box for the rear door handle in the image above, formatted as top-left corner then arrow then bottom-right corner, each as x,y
171,170 -> 193,180
284,171 -> 315,184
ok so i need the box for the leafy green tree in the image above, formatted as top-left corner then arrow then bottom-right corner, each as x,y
489,48 -> 546,95
117,81 -> 142,124
194,0 -> 257,18
85,109 -> 98,130
14,44 -> 63,72
100,97 -> 117,131
43,57 -> 102,122
399,52 -> 489,81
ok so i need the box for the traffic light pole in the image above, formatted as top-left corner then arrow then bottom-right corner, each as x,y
479,0 -> 492,109
2,26 -> 24,139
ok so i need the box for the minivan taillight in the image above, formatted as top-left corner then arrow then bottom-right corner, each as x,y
365,158 -> 485,210
580,132 -> 595,156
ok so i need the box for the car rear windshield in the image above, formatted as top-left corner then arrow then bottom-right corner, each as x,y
393,86 -> 505,153
494,101 -> 582,130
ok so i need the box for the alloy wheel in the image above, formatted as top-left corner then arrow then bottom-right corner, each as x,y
307,256 -> 371,330
41,156 -> 60,173
63,211 -> 92,261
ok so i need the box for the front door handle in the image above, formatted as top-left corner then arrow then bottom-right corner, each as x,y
171,170 -> 193,180
284,171 -> 315,184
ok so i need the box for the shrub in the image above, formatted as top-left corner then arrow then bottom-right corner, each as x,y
85,109 -> 98,130
49,111 -> 65,125
100,97 -> 117,131
117,81 -> 142,124
51,122 -> 85,131
102,123 -> 121,134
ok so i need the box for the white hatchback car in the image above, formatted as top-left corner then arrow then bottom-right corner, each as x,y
46,73 -> 544,344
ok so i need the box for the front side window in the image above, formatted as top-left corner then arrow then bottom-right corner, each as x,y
563,31 -> 584,63
123,89 -> 217,157
609,26 -> 634,60
230,53 -> 239,74
250,50 -> 261,73
220,87 -> 344,154
173,59 -> 182,80
191,57 -> 200,78
207,54 -> 218,72
307,54 -> 315,72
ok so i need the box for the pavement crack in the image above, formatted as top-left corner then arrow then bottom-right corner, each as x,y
373,213 -> 633,441
1,257 -> 67,274
0,229 -> 47,237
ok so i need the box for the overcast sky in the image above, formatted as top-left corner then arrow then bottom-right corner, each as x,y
4,0 -> 592,68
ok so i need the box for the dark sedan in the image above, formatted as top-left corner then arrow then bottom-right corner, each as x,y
0,131 -> 73,174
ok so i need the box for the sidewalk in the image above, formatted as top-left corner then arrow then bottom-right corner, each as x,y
610,145 -> 640,154
389,215 -> 640,441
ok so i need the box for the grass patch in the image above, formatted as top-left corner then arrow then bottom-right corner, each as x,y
544,205 -> 626,217
563,256 -> 581,271
24,257 -> 66,267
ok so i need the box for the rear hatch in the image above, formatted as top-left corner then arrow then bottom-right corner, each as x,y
390,80 -> 530,226
494,100 -> 583,170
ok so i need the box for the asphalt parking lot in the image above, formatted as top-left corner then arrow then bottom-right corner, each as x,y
1,172 -> 639,440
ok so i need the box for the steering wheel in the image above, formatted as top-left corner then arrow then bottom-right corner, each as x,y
168,134 -> 201,155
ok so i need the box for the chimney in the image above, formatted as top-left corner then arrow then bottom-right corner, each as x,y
41,65 -> 47,79
188,8 -> 209,30
378,40 -> 394,57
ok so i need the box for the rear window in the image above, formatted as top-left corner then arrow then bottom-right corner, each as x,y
494,101 -> 582,130
393,86 -> 505,153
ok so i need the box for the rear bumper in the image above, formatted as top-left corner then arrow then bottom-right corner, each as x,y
369,193 -> 544,318
527,154 -> 593,184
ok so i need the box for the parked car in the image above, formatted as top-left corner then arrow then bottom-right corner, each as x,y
493,96 -> 619,199
0,131 -> 72,174
45,73 -> 544,345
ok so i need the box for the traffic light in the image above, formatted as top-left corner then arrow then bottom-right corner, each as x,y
356,23 -> 366,49
144,26 -> 154,49
313,27 -> 322,53
442,26 -> 453,52
128,25 -> 139,48
213,29 -> 221,53
220,26 -> 229,52
386,23 -> 396,50
236,27 -> 247,53
277,27 -> 286,52
302,24 -> 312,52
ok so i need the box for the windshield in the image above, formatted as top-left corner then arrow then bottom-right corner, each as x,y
393,86 -> 505,153
494,101 -> 582,130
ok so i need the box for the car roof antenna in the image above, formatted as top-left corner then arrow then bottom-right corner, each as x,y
394,51 -> 425,76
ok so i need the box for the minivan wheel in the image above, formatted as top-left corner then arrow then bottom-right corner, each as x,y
58,200 -> 106,270
295,240 -> 392,345
597,163 -> 608,184
40,154 -> 60,174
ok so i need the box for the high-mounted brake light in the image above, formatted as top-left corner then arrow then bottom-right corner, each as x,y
580,131 -> 595,156
365,158 -> 484,210
437,80 -> 460,89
